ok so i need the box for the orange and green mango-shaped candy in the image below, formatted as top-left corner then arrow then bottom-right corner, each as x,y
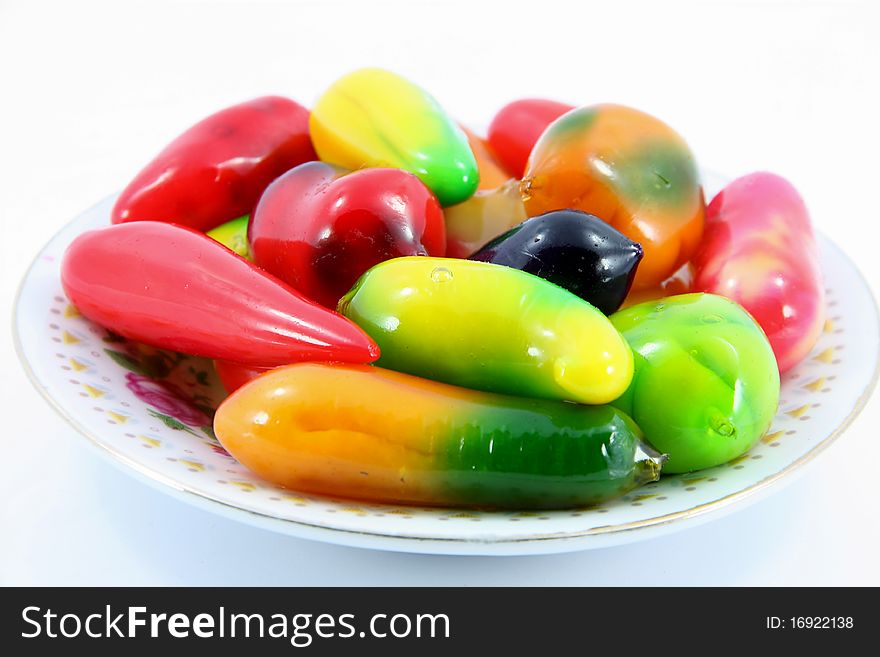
309,68 -> 479,206
338,257 -> 633,404
214,363 -> 663,509
523,104 -> 705,290
487,98 -> 575,178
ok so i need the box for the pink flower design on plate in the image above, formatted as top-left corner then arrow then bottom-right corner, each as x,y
125,372 -> 211,427
209,443 -> 232,458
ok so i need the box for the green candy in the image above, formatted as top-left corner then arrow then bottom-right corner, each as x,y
610,293 -> 780,473
439,400 -> 663,508
206,215 -> 251,259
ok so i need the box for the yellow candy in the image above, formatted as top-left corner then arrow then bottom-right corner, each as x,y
309,68 -> 479,206
339,257 -> 634,404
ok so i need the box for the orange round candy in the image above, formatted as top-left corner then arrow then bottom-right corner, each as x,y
522,104 -> 705,290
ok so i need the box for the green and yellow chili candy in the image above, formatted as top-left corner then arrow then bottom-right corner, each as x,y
309,68 -> 479,206
338,257 -> 634,404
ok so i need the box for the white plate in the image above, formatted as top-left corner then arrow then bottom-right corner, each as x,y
14,183 -> 880,555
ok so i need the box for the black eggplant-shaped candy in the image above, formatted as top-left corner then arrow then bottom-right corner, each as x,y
469,210 -> 643,314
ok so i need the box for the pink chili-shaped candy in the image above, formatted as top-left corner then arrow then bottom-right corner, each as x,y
692,172 -> 824,373
61,222 -> 380,368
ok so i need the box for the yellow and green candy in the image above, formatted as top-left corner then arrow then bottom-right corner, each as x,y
309,68 -> 479,206
214,363 -> 663,509
338,257 -> 634,405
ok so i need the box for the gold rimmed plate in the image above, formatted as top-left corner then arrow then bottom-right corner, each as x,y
14,180 -> 879,555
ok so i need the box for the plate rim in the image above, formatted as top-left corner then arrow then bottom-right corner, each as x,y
12,195 -> 880,553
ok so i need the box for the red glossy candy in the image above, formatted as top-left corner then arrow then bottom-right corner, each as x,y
249,162 -> 446,308
112,97 -> 317,232
61,222 -> 380,367
487,99 -> 574,178
692,172 -> 824,373
215,361 -> 272,394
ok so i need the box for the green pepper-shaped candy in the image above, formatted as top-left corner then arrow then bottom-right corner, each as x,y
206,215 -> 251,259
610,293 -> 780,473
309,68 -> 479,206
338,257 -> 633,404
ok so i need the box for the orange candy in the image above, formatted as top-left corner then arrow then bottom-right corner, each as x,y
522,104 -> 705,290
620,263 -> 694,309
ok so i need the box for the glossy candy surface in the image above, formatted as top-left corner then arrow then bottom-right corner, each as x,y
339,257 -> 633,404
61,222 -> 380,368
621,263 -> 693,309
461,125 -> 510,191
249,162 -> 446,309
692,172 -> 824,373
112,97 -> 317,232
523,104 -> 705,290
207,215 -> 251,259
214,360 -> 272,394
611,294 -> 780,473
443,179 -> 527,258
214,363 -> 663,509
309,68 -> 479,206
470,210 -> 643,315
487,98 -> 574,178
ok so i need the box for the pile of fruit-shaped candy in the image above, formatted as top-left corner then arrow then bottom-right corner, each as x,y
61,68 -> 824,509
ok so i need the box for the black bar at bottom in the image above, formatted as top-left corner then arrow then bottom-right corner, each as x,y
0,587 -> 869,654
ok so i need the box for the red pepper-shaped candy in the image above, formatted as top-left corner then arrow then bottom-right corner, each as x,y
112,97 -> 317,232
214,361 -> 272,394
61,222 -> 380,367
249,161 -> 446,309
692,172 -> 824,373
487,98 -> 574,178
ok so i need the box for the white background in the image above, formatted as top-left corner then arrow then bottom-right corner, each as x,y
1,0 -> 878,585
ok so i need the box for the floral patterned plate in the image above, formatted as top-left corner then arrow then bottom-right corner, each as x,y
14,183 -> 880,555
